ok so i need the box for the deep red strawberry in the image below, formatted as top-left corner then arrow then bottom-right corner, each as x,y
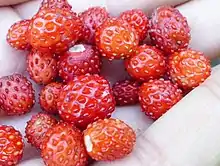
84,118 -> 136,161
148,6 -> 191,54
167,49 -> 211,90
0,125 -> 24,166
27,49 -> 57,85
28,8 -> 82,54
41,122 -> 88,166
25,112 -> 57,149
0,74 -> 35,116
119,9 -> 149,42
139,79 -> 183,120
7,19 -> 30,50
58,44 -> 102,83
39,82 -> 62,114
95,18 -> 139,60
40,0 -> 72,10
112,80 -> 139,106
79,7 -> 110,44
126,45 -> 166,81
57,74 -> 115,129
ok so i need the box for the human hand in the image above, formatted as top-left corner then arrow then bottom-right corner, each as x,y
1,0 -> 220,166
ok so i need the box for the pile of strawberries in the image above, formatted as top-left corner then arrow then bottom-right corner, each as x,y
0,0 -> 211,165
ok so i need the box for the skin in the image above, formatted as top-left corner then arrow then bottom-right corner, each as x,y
1,0 -> 220,166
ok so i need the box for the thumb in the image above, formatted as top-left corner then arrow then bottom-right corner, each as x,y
0,0 -> 30,6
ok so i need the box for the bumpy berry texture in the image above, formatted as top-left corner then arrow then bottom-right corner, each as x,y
28,8 -> 82,54
41,122 -> 88,166
126,45 -> 166,81
84,118 -> 136,161
95,18 -> 139,60
148,6 -> 191,54
40,0 -> 72,10
39,82 -> 62,114
7,19 -> 30,50
0,125 -> 24,166
112,80 -> 139,106
58,44 -> 102,83
119,9 -> 149,42
25,112 -> 57,149
139,79 -> 183,120
27,49 -> 57,85
0,74 -> 35,115
57,74 -> 115,129
79,7 -> 110,44
167,49 -> 211,90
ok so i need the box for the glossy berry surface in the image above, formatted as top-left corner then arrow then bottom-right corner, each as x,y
41,122 -> 88,166
58,44 -> 102,83
39,82 -> 63,114
0,74 -> 35,116
167,49 -> 211,90
0,125 -> 24,166
84,118 -> 136,161
95,18 -> 139,60
25,112 -> 57,149
139,79 -> 183,120
57,74 -> 115,129
126,45 -> 166,81
148,6 -> 191,54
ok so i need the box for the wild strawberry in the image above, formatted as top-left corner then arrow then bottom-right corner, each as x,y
84,118 -> 136,161
25,112 -> 57,149
112,80 -> 139,106
95,18 -> 139,60
27,49 -> 57,85
0,74 -> 35,116
28,8 -> 82,54
79,7 -> 110,44
119,9 -> 149,42
126,45 -> 166,81
0,125 -> 24,166
139,79 -> 183,120
7,19 -> 30,50
40,0 -> 72,10
148,6 -> 191,54
39,82 -> 62,114
41,122 -> 88,166
57,74 -> 115,129
58,44 -> 102,83
167,49 -> 211,90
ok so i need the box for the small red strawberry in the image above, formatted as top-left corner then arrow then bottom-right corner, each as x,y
112,80 -> 139,106
57,74 -> 115,129
41,122 -> 88,166
25,112 -> 57,149
84,118 -> 136,161
7,19 -> 30,50
27,49 -> 57,85
0,74 -> 35,116
28,8 -> 82,54
79,7 -> 110,44
148,6 -> 191,54
126,45 -> 166,81
0,125 -> 24,166
95,18 -> 139,60
139,79 -> 183,120
58,44 -> 102,83
119,9 -> 149,42
39,82 -> 63,114
40,0 -> 72,10
167,49 -> 211,90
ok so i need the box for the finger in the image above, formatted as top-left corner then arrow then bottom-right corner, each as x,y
179,0 -> 220,59
0,0 -> 30,6
106,0 -> 190,16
